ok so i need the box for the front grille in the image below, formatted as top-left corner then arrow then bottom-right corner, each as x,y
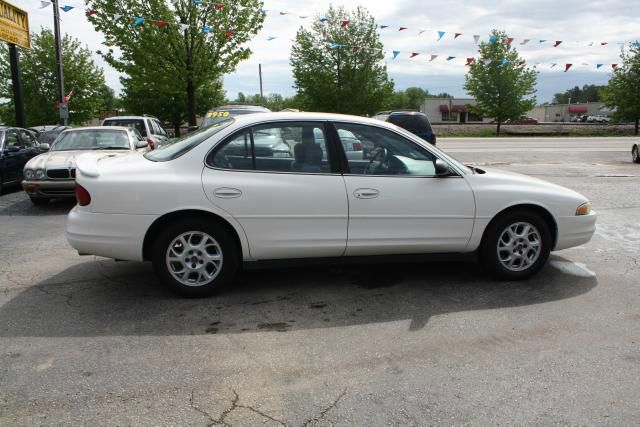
47,168 -> 75,180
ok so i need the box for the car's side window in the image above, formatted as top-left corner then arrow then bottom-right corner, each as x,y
209,123 -> 332,174
155,120 -> 167,136
4,130 -> 20,148
18,130 -> 37,148
334,123 -> 437,176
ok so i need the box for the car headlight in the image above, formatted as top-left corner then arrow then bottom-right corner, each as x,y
24,169 -> 34,180
576,202 -> 591,216
35,169 -> 46,180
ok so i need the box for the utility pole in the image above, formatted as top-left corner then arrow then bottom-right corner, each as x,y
52,0 -> 67,125
258,64 -> 264,106
8,44 -> 25,128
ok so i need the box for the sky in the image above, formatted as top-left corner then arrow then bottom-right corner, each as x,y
20,0 -> 639,103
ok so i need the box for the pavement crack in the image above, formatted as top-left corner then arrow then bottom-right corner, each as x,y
34,285 -> 77,308
301,389 -> 347,427
190,389 -> 286,426
189,389 -> 219,426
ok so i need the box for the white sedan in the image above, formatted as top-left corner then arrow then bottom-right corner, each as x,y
67,113 -> 596,297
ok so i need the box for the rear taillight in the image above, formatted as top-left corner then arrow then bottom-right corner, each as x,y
75,184 -> 91,206
147,138 -> 155,150
353,142 -> 363,151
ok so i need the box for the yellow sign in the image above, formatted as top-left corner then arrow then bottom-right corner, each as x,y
206,111 -> 231,118
0,0 -> 30,48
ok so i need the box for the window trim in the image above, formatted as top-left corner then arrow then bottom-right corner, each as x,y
330,121 -> 463,179
205,120 -> 343,176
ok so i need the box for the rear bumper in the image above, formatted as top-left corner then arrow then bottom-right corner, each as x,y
554,211 -> 597,251
22,180 -> 75,198
66,207 -> 158,261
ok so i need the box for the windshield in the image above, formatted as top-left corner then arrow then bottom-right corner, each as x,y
145,118 -> 234,162
51,130 -> 131,151
103,119 -> 146,136
202,110 -> 266,127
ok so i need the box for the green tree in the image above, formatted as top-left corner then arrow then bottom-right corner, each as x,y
0,28 -> 110,126
464,30 -> 538,135
602,45 -> 640,135
88,0 -> 265,127
387,87 -> 453,110
552,84 -> 606,104
290,6 -> 394,115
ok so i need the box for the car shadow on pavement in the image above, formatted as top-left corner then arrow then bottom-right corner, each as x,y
0,255 -> 597,337
0,196 -> 75,216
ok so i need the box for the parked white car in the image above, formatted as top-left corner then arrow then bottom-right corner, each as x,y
67,113 -> 597,297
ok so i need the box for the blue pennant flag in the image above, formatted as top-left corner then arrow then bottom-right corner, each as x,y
392,50 -> 400,59
203,26 -> 211,33
596,63 -> 604,69
192,0 -> 202,4
446,56 -> 456,61
60,5 -> 74,12
437,31 -> 445,41
501,59 -> 509,65
328,43 -> 342,49
489,35 -> 497,43
539,39 -> 547,43
319,17 -> 329,22
266,36 -> 277,41
632,41 -> 639,48
380,25 -> 389,29
132,17 -> 144,27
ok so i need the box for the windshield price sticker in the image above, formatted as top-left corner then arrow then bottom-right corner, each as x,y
206,111 -> 231,118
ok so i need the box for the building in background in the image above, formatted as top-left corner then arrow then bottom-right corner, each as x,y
420,98 -> 492,124
528,103 -> 610,122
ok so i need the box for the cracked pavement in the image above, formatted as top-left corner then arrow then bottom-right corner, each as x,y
0,137 -> 639,425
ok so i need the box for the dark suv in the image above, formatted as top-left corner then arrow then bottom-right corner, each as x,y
374,111 -> 436,145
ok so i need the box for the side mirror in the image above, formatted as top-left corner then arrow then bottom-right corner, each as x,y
434,159 -> 452,177
39,143 -> 50,151
135,139 -> 149,149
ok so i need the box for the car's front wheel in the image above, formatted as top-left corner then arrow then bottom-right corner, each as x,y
481,210 -> 552,280
632,145 -> 640,164
151,218 -> 239,297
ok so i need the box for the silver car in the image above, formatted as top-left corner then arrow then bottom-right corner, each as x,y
22,127 -> 149,205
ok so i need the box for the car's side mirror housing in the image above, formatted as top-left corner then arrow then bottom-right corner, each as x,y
135,139 -> 149,149
39,143 -> 50,151
435,159 -> 452,177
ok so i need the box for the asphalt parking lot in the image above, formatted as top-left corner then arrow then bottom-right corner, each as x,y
1,137 -> 639,425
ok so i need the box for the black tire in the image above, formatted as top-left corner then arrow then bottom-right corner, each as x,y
30,197 -> 49,206
151,218 -> 239,297
633,145 -> 640,164
480,210 -> 552,280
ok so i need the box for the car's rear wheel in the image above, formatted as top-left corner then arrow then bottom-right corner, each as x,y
481,210 -> 552,280
30,197 -> 49,206
633,145 -> 640,164
151,218 -> 239,297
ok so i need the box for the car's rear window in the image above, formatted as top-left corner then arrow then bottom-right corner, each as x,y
388,114 -> 432,133
145,118 -> 234,162
52,130 -> 130,151
103,119 -> 146,136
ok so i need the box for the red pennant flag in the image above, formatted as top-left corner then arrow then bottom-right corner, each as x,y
340,20 -> 350,27
465,58 -> 474,66
553,41 -> 562,47
518,60 -> 525,66
398,27 -> 408,31
454,33 -> 463,39
214,3 -> 224,9
410,52 -> 420,58
506,37 -> 514,45
224,30 -> 234,38
352,45 -> 361,51
85,8 -> 97,16
601,42 -> 608,45
155,19 -> 167,28
564,64 -> 573,72
64,90 -> 73,103
612,64 -> 618,70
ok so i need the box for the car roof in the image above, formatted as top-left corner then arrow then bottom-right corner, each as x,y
388,111 -> 426,116
103,116 -> 155,120
212,105 -> 271,111
62,126 -> 132,132
228,112 -> 405,131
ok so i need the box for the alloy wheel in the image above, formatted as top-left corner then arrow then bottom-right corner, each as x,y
165,231 -> 223,286
497,222 -> 542,272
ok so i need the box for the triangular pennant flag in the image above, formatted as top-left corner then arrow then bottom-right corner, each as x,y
553,41 -> 562,47
352,45 -> 361,52
266,36 -> 277,41
518,60 -> 525,66
112,14 -> 122,23
437,31 -> 446,40
180,23 -> 190,32
279,11 -> 288,15
501,59 -> 509,65
631,41 -> 639,48
596,64 -> 603,69
132,17 -> 144,27
465,57 -> 474,66
299,15 -> 308,19
341,20 -> 350,27
202,26 -> 211,33
85,9 -> 97,17
215,3 -> 224,9
329,43 -> 342,49
60,5 -> 74,12
564,64 -> 573,72
410,52 -> 420,58
40,1 -> 51,9
454,33 -> 463,39
429,54 -> 438,62
550,63 -> 557,68
156,19 -> 167,28
539,39 -> 547,43
392,50 -> 400,59
588,42 -> 594,46
319,17 -> 329,22
418,30 -> 426,35
520,39 -> 531,45
484,59 -> 492,65
399,27 -> 408,31
601,42 -> 608,45
224,30 -> 234,38
473,35 -> 480,44
612,64 -> 618,70
446,56 -> 456,61
489,35 -> 497,43
506,37 -> 514,45
380,25 -> 388,29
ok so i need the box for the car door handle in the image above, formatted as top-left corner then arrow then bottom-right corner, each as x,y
214,187 -> 242,199
353,188 -> 379,199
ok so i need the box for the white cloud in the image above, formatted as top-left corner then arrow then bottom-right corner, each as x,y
20,0 -> 638,103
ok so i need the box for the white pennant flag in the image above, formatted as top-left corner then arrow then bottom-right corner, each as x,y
484,59 -> 492,65
112,14 -> 122,23
473,35 -> 480,45
180,23 -> 190,32
429,54 -> 438,62
40,1 -> 51,8
520,39 -> 531,45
